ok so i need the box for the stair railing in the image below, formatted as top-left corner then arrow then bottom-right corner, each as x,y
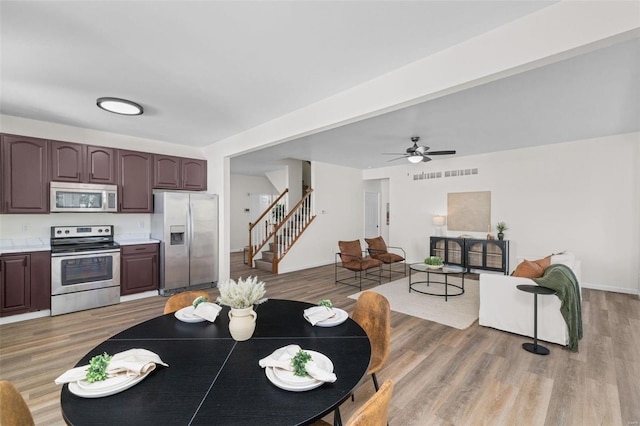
271,188 -> 316,274
248,189 -> 288,266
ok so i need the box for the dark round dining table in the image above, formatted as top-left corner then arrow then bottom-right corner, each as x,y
60,299 -> 372,425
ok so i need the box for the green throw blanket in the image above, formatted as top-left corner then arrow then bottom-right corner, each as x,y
533,264 -> 583,352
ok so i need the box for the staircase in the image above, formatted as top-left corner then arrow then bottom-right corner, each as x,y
248,188 -> 315,274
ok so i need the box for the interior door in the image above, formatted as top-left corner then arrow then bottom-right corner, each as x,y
364,192 -> 380,238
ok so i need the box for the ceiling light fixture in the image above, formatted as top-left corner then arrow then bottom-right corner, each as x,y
96,97 -> 143,115
407,155 -> 422,164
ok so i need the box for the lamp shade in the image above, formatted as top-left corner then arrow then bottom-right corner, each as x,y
407,155 -> 422,164
432,215 -> 446,226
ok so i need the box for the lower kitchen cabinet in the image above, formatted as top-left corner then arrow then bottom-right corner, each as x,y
121,244 -> 159,295
0,251 -> 51,317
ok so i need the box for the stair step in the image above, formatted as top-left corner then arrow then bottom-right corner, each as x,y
254,259 -> 273,272
261,251 -> 274,262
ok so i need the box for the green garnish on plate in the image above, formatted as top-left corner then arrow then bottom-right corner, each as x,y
193,296 -> 209,308
291,350 -> 313,377
318,299 -> 332,308
85,352 -> 112,383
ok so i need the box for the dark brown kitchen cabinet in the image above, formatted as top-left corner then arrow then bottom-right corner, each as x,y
1,134 -> 49,213
50,141 -> 115,184
0,251 -> 51,317
153,154 -> 207,191
117,149 -> 153,213
121,244 -> 159,295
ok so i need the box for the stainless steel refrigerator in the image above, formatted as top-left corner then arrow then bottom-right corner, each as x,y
151,192 -> 218,295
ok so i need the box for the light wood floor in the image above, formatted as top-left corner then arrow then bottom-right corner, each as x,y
1,253 -> 638,425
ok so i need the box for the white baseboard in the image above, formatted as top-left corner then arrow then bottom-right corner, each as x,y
0,310 -> 50,325
580,282 -> 639,296
120,290 -> 160,302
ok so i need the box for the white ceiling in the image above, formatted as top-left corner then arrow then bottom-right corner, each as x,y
2,1 -> 639,176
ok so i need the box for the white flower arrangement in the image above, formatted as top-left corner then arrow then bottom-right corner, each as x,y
216,276 -> 267,309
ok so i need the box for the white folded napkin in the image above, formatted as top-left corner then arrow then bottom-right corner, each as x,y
193,302 -> 222,322
258,344 -> 337,383
54,348 -> 168,384
303,306 -> 336,326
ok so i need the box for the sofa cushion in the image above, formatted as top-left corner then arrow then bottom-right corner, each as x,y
513,260 -> 545,278
551,252 -> 576,270
533,255 -> 551,270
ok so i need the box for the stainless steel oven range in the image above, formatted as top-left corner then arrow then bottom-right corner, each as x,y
50,225 -> 120,316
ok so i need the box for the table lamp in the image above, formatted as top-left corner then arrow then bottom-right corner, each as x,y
432,215 -> 446,236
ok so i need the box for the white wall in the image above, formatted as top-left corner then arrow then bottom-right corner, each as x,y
364,132 -> 640,295
277,161 -> 365,273
229,174 -> 277,252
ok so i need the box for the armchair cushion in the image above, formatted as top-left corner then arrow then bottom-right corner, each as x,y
339,240 -> 363,260
365,236 -> 405,263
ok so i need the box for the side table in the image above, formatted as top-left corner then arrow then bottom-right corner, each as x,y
516,284 -> 557,355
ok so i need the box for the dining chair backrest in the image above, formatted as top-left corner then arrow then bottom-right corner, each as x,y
346,379 -> 394,426
351,291 -> 391,376
163,290 -> 211,314
0,380 -> 35,426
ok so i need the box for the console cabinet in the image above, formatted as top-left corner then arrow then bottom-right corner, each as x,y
430,237 -> 509,274
50,141 -> 116,184
121,244 -> 159,295
0,251 -> 51,317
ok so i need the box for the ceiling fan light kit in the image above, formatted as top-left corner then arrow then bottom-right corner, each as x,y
383,136 -> 456,164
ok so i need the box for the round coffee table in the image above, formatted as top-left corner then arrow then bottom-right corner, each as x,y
408,263 -> 466,302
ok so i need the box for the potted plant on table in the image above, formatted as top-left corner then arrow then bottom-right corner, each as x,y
217,276 -> 267,341
424,256 -> 444,269
496,222 -> 508,240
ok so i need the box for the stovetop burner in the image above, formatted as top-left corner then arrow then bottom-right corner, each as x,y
50,225 -> 119,254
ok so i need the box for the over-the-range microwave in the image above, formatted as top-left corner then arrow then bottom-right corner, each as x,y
50,182 -> 118,213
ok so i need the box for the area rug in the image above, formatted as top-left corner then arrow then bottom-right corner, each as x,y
348,275 -> 479,330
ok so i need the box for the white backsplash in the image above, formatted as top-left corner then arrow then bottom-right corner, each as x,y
0,213 -> 151,239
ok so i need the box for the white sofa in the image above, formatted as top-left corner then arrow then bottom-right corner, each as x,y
478,253 -> 581,346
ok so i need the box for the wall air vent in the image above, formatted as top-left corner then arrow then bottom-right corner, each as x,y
413,168 -> 478,181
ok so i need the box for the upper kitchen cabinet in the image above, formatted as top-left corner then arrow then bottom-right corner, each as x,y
1,134 -> 49,213
50,141 -> 116,184
117,149 -> 153,213
153,154 -> 207,191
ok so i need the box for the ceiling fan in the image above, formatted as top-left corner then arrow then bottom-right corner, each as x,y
383,136 -> 456,163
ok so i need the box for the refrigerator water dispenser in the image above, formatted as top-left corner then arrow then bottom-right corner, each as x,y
170,225 -> 185,245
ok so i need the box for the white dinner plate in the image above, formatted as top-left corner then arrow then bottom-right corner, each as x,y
68,372 -> 150,398
314,308 -> 348,327
175,306 -> 206,323
266,350 -> 334,392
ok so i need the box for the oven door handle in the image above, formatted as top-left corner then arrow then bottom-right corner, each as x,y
51,248 -> 121,258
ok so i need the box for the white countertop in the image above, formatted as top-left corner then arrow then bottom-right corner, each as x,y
0,238 -> 51,254
114,234 -> 160,246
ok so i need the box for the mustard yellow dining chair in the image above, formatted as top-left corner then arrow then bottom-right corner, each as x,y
163,290 -> 211,314
352,291 -> 391,392
0,380 -> 35,426
311,380 -> 394,426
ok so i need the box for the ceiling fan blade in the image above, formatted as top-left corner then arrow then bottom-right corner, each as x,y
386,156 -> 407,162
422,156 -> 432,162
424,150 -> 456,155
381,153 -> 407,155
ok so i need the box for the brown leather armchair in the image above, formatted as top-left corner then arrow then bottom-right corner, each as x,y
365,236 -> 406,280
335,240 -> 383,290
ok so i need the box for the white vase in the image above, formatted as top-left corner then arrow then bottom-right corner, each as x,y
228,307 -> 257,341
